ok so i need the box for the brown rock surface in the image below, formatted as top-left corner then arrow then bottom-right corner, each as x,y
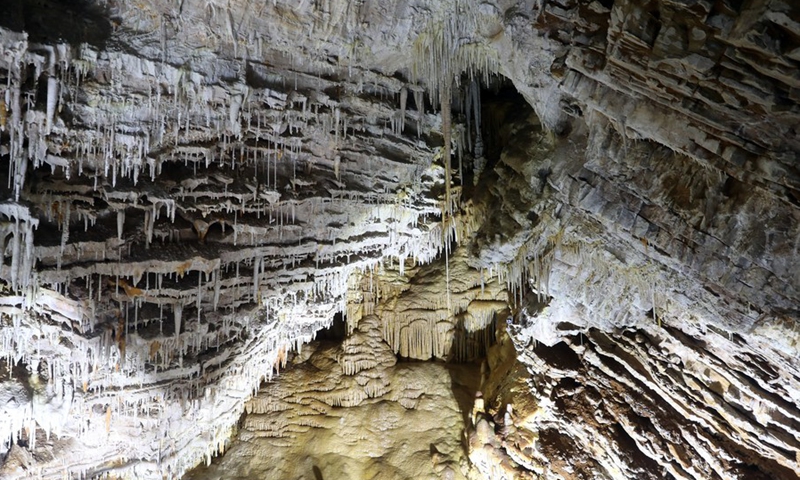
0,0 -> 798,478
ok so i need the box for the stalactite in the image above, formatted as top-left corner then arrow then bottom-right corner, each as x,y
45,76 -> 59,134
117,210 -> 125,240
174,304 -> 183,338
0,17 -> 515,479
442,81 -> 453,219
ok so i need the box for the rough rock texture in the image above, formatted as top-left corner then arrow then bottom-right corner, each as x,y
1,0 -> 457,476
349,245 -> 508,362
186,315 -> 481,480
0,0 -> 799,478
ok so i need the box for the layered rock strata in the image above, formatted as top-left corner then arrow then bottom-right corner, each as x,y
0,0 -> 798,478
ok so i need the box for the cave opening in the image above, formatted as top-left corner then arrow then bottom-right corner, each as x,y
315,311 -> 347,342
448,74 -> 538,202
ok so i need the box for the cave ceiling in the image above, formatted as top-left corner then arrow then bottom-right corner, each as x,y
0,0 -> 799,478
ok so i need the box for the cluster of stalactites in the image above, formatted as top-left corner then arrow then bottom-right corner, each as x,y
410,4 -> 499,108
489,221 -> 667,331
0,13 -> 503,476
377,298 -> 505,362
346,242 -> 508,363
409,3 -> 499,222
0,204 -> 38,294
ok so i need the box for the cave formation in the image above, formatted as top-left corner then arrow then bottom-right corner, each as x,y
1,0 -> 799,479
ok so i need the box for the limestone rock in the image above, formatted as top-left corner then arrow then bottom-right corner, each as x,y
0,0 -> 798,478
187,324 -> 481,480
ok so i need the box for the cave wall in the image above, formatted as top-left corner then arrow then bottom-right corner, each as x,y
0,0 -> 798,478
461,2 -> 800,475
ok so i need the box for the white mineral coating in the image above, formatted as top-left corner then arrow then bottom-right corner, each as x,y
0,0 -> 798,478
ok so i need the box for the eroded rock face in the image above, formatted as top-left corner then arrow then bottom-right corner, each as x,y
0,0 -> 798,478
186,315 -> 481,480
348,245 -> 508,363
0,1 -> 459,476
